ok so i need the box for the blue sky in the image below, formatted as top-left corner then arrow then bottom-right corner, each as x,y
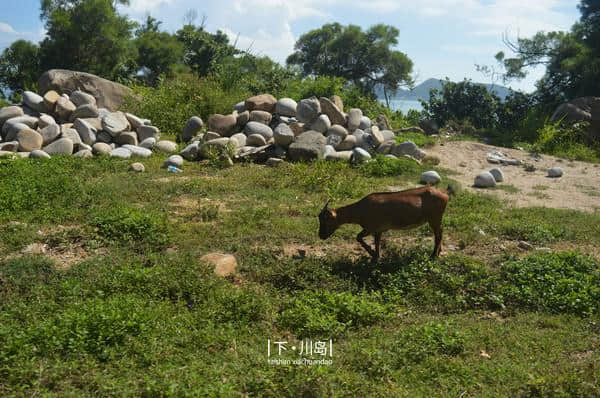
0,0 -> 581,92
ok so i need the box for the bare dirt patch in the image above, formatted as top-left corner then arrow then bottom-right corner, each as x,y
432,141 -> 600,212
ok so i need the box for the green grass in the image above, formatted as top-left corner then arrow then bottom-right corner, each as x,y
0,155 -> 598,397
395,131 -> 436,147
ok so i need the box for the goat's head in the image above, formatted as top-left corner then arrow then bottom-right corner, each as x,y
318,200 -> 337,239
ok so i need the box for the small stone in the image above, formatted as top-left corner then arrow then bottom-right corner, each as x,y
367,126 -> 384,146
43,91 -> 61,110
139,137 -> 156,149
244,121 -> 273,139
125,113 -> 144,130
319,97 -> 346,125
55,97 -> 76,120
325,150 -> 353,161
245,94 -> 277,112
43,138 -> 74,155
0,106 -> 24,127
38,114 -> 56,129
273,123 -> 295,147
518,240 -> 534,250
246,134 -> 267,147
92,142 -> 112,155
351,147 -> 371,163
310,114 -> 331,133
129,162 -> 145,172
249,110 -> 272,125
547,167 -> 563,178
70,90 -> 97,107
73,118 -> 97,145
489,168 -> 504,182
200,252 -> 238,277
182,116 -> 203,142
115,131 -> 138,146
0,141 -> 19,152
121,145 -> 152,158
96,131 -> 112,144
70,104 -> 99,121
110,147 -> 132,159
155,140 -> 178,153
288,131 -> 327,162
234,101 -> 246,113
336,134 -> 356,151
22,91 -> 46,113
207,114 -> 237,137
162,154 -> 184,168
474,171 -> 497,188
30,149 -> 51,159
230,132 -> 247,148
266,157 -> 284,167
359,116 -> 372,130
276,98 -> 297,117
236,110 -> 249,127
420,170 -> 441,185
102,112 -> 130,137
16,128 -> 43,152
73,149 -> 93,158
204,131 -> 221,141
289,122 -> 305,136
381,129 -> 395,141
391,141 -> 427,160
296,97 -> 321,124
180,141 -> 202,161
347,108 -> 363,131
330,95 -> 344,112
61,128 -> 82,147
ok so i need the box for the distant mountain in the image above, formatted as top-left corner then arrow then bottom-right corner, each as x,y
377,78 -> 513,102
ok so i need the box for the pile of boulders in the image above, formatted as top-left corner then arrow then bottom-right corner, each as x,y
0,90 -> 177,160
178,94 -> 429,164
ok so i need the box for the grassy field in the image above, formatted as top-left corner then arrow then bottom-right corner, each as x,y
0,153 -> 598,397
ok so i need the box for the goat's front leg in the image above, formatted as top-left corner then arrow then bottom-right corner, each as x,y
356,229 -> 376,260
373,232 -> 382,264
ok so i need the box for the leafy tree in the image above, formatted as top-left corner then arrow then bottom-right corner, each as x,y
420,79 -> 501,130
495,0 -> 600,105
286,23 -> 413,100
135,16 -> 184,85
39,0 -> 137,81
0,40 -> 42,94
176,23 -> 237,77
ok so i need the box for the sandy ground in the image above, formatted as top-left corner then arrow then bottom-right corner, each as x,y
430,141 -> 600,213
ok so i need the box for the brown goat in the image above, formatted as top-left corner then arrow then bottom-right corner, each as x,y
318,185 -> 453,262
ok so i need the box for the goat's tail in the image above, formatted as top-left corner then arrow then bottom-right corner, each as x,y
446,184 -> 455,198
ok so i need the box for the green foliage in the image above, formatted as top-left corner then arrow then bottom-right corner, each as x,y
277,291 -> 392,337
395,131 -> 435,147
421,78 -> 501,129
532,121 -> 600,162
357,155 -> 421,177
91,205 -> 169,250
123,73 -> 249,137
134,16 -> 184,85
0,40 -> 41,95
496,0 -> 600,105
287,22 -> 413,96
499,251 -> 600,316
176,23 -> 236,77
394,322 -> 465,364
39,0 -> 137,81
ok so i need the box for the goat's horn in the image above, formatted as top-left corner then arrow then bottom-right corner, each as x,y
323,199 -> 331,211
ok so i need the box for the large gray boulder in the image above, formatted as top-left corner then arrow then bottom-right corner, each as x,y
296,97 -> 321,124
319,97 -> 346,126
182,116 -> 203,142
474,171 -> 497,188
23,91 -> 47,113
38,69 -> 133,111
274,123 -> 295,147
288,130 -> 326,162
244,121 -> 273,139
550,97 -> 600,141
276,98 -> 297,117
43,138 -> 74,155
0,106 -> 24,127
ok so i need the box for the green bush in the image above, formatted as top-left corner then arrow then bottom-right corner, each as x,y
91,205 -> 169,250
277,291 -> 392,337
123,73 -> 250,139
358,155 -> 421,177
499,251 -> 600,316
532,121 -> 599,161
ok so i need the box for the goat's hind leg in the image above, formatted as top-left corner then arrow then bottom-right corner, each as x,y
356,229 -> 376,260
428,218 -> 443,259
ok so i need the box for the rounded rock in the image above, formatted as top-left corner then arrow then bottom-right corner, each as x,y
129,162 -> 145,172
92,142 -> 112,155
310,114 -> 331,134
43,138 -> 74,155
474,171 -> 497,188
547,167 -> 563,178
296,97 -> 321,124
110,147 -> 132,159
182,116 -> 204,142
351,147 -> 371,163
273,123 -> 295,147
155,140 -> 178,153
420,170 -> 441,185
22,91 -> 46,113
163,154 -> 184,168
489,168 -> 504,182
139,137 -> 156,149
246,134 -> 267,147
16,128 -> 43,152
347,108 -> 363,131
249,110 -> 272,125
30,149 -> 51,159
244,121 -> 273,139
276,98 -> 297,117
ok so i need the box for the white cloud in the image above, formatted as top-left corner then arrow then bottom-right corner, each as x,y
125,0 -> 176,13
0,22 -> 17,34
222,23 -> 296,64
